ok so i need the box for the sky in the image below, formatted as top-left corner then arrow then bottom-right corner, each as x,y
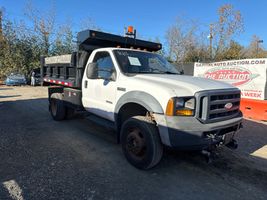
1,0 -> 267,48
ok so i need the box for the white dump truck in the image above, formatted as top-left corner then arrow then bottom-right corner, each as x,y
41,28 -> 242,169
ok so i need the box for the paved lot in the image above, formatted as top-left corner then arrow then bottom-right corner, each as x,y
0,86 -> 267,200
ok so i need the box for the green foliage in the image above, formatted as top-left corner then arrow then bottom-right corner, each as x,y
183,46 -> 210,63
51,25 -> 76,55
0,16 -> 75,79
0,19 -> 42,78
214,40 -> 244,61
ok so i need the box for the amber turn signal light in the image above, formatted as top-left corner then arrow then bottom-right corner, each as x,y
165,98 -> 175,116
176,109 -> 194,116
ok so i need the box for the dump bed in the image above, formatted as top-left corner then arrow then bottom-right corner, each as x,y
41,29 -> 162,88
41,53 -> 77,87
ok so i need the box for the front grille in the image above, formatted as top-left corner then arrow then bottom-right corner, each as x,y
197,90 -> 241,123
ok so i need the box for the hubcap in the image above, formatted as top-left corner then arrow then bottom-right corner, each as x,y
126,128 -> 146,159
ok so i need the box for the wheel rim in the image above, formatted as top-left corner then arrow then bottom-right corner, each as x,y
126,128 -> 146,160
50,98 -> 57,116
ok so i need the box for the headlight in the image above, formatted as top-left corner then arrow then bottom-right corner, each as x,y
166,97 -> 195,116
175,98 -> 184,108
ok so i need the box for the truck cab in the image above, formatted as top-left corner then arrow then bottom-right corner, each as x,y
42,29 -> 242,169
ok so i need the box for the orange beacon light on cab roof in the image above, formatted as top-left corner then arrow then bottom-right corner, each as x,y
125,26 -> 136,39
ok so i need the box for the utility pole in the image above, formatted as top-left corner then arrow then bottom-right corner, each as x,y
256,40 -> 263,57
208,24 -> 213,60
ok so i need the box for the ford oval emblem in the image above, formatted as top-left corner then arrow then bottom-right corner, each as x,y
225,102 -> 233,110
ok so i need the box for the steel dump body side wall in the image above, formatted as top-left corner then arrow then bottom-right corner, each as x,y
41,53 -> 81,88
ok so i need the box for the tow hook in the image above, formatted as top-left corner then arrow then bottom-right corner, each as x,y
226,139 -> 238,149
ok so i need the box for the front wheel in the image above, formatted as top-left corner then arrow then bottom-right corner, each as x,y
120,116 -> 163,169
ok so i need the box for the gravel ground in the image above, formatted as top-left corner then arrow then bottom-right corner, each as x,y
0,85 -> 267,200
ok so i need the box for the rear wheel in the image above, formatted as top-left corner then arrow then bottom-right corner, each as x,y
50,93 -> 66,121
65,107 -> 75,119
120,116 -> 163,169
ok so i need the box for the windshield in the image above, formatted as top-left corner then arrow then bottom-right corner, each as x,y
9,73 -> 25,78
113,50 -> 180,74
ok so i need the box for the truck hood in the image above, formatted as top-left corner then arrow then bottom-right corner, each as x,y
131,74 -> 236,95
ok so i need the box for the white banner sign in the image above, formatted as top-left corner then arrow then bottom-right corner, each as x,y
194,59 -> 267,100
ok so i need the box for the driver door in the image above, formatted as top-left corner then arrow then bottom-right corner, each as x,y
82,51 -> 117,121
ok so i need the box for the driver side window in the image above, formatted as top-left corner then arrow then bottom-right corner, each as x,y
93,52 -> 115,80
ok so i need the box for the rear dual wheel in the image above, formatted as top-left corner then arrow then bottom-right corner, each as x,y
50,93 -> 75,121
50,93 -> 66,121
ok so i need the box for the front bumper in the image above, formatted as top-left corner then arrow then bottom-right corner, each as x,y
154,112 -> 243,150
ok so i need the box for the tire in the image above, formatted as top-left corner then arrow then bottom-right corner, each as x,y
120,116 -> 163,169
65,107 -> 75,119
50,93 -> 66,121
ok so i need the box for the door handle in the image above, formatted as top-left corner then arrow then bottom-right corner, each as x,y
84,80 -> 88,88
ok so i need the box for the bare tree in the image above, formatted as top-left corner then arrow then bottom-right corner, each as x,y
80,16 -> 99,31
166,18 -> 197,62
24,0 -> 55,55
0,8 -> 3,40
51,20 -> 76,55
213,4 -> 244,56
243,35 -> 266,58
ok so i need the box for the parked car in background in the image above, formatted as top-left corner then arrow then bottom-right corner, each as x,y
5,73 -> 27,86
30,68 -> 41,86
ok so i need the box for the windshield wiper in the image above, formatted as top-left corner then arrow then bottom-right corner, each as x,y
147,68 -> 180,74
127,71 -> 180,74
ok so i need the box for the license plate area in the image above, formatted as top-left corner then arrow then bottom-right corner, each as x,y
223,131 -> 234,144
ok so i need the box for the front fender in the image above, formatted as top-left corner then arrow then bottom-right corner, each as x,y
115,91 -> 164,115
114,91 -> 170,145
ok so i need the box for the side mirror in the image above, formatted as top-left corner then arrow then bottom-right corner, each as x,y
110,70 -> 116,81
86,63 -> 98,79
